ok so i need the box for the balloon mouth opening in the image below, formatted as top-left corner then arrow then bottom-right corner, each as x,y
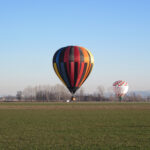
68,87 -> 79,101
68,87 -> 79,94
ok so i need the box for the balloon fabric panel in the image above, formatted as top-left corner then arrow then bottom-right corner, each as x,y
53,63 -> 66,86
60,62 -> 70,87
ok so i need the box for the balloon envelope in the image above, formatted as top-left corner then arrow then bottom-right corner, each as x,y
113,80 -> 128,98
53,46 -> 94,94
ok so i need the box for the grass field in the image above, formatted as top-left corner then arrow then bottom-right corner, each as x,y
0,102 -> 150,150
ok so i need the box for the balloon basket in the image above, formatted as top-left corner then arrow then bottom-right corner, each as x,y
71,96 -> 76,101
119,96 -> 123,102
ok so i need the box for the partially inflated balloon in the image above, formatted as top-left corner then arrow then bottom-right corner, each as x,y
113,80 -> 128,100
53,46 -> 94,96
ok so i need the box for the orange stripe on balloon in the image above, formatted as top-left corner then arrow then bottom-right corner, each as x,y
79,47 -> 89,63
75,62 -> 84,87
79,63 -> 90,87
77,47 -> 90,86
79,63 -> 93,87
79,49 -> 94,86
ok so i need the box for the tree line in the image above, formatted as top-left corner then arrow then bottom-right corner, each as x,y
14,84 -> 150,102
0,84 -> 149,102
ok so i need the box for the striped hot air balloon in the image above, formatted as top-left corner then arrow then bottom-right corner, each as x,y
113,80 -> 128,101
53,46 -> 94,100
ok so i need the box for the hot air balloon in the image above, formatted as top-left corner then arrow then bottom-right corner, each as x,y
113,80 -> 128,101
53,46 -> 94,101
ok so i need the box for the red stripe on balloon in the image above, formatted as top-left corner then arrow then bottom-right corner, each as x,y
74,46 -> 80,85
64,47 -> 70,81
77,62 -> 80,80
70,62 -> 74,87
75,62 -> 84,87
64,46 -> 70,62
120,81 -> 124,86
74,46 -> 80,62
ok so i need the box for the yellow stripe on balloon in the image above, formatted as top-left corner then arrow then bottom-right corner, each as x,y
87,49 -> 94,64
53,63 -> 66,86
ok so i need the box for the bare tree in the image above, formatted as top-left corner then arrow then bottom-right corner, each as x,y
76,87 -> 84,101
16,91 -> 22,101
97,85 -> 105,101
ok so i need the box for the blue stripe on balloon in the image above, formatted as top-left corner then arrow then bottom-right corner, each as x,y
56,48 -> 63,64
56,48 -> 63,75
60,62 -> 70,87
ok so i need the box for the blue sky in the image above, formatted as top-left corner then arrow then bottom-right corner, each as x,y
0,0 -> 150,95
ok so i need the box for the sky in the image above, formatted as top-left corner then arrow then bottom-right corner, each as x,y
0,0 -> 150,95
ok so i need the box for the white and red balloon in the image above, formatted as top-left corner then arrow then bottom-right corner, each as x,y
113,80 -> 128,100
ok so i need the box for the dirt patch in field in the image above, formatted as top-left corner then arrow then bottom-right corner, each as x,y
0,104 -> 150,110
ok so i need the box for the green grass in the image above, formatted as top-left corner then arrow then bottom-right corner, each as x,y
0,102 -> 149,150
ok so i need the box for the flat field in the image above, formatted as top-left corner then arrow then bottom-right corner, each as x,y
0,102 -> 150,150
